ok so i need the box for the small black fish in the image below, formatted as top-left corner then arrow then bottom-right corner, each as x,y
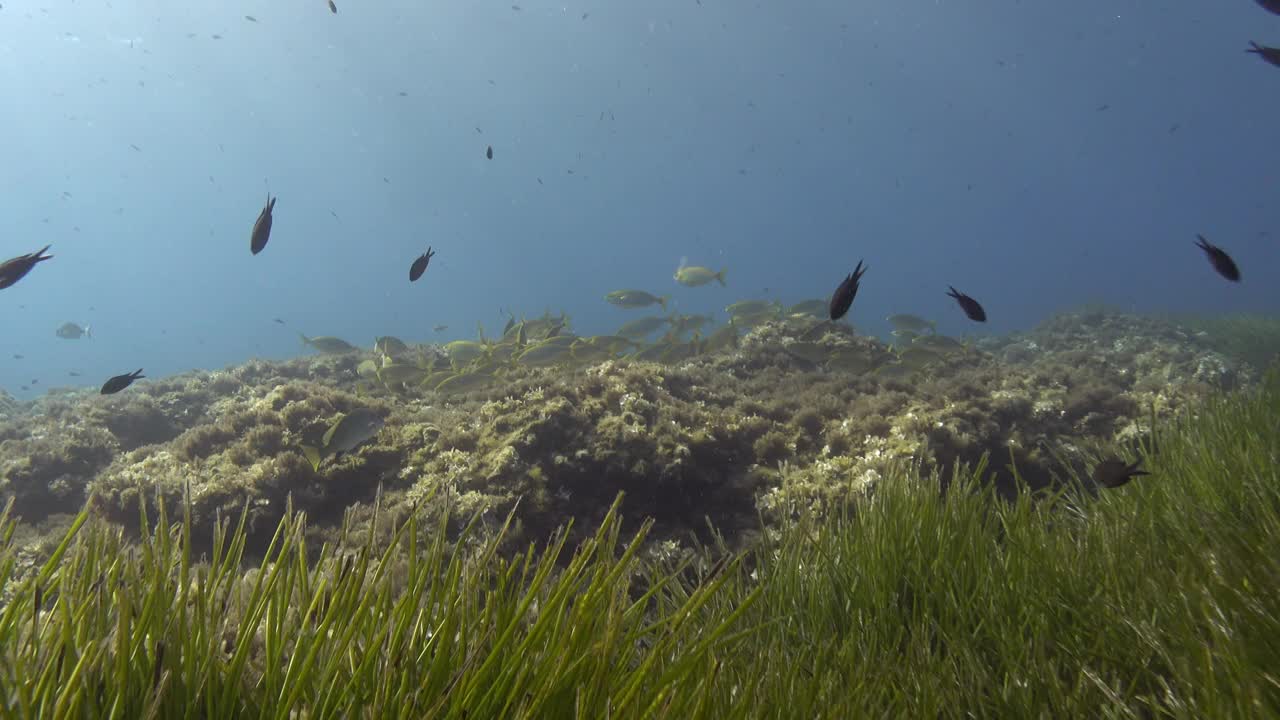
245,15 -> 257,22
101,369 -> 144,395
486,145 -> 493,160
250,194 -> 276,255
328,0 -> 338,13
1092,457 -> 1150,489
1195,234 -> 1240,282
828,260 -> 867,320
0,245 -> 53,290
68,371 -> 81,377
1259,0 -> 1280,15
11,354 -> 22,359
946,286 -> 987,322
409,247 -> 436,282
273,318 -> 286,324
1246,41 -> 1280,68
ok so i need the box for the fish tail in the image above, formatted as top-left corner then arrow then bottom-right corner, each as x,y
659,296 -> 670,311
301,445 -> 323,472
299,332 -> 311,346
716,269 -> 727,286
86,325 -> 92,339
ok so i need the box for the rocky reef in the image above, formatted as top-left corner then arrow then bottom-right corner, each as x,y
0,310 -> 1269,557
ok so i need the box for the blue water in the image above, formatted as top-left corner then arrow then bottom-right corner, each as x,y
2,1 -> 1277,397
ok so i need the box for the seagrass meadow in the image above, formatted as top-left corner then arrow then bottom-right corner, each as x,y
4,0 -> 1279,715
2,366 -> 1277,718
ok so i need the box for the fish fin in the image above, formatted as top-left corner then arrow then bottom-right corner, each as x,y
299,332 -> 311,347
86,325 -> 92,339
716,269 -> 727,286
301,445 -> 323,471
659,295 -> 670,311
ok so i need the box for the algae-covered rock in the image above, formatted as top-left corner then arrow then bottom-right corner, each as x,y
0,309 -> 1268,557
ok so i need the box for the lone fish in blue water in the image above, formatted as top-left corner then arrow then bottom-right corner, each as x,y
1195,234 -> 1240,282
250,194 -> 276,255
828,260 -> 866,321
0,245 -> 52,290
946,286 -> 987,323
410,247 -> 436,282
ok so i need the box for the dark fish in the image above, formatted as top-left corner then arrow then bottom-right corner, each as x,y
1259,0 -> 1280,16
1092,457 -> 1150,489
250,194 -> 276,255
245,15 -> 257,22
12,354 -> 23,359
100,369 -> 144,395
486,145 -> 493,160
433,324 -> 448,332
328,0 -> 338,12
273,317 -> 286,324
828,260 -> 867,320
1195,234 -> 1240,282
409,247 -> 436,282
0,245 -> 53,290
1246,41 -> 1280,68
946,286 -> 987,322
69,371 -> 81,376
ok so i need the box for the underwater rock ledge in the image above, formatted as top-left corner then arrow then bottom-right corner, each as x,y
0,309 -> 1266,557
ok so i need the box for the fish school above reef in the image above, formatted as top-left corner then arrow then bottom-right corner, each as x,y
0,305 -> 1262,556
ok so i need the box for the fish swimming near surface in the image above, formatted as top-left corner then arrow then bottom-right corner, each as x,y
1092,457 -> 1150,489
828,260 -> 867,321
100,369 -> 144,395
946,286 -> 987,322
301,408 -> 385,470
0,245 -> 53,290
1195,234 -> 1241,282
409,247 -> 435,282
56,322 -> 91,339
674,265 -> 727,287
486,145 -> 493,160
1246,41 -> 1280,68
250,194 -> 276,255
328,0 -> 338,12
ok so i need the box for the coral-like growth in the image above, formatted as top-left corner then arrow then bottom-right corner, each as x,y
0,310 -> 1265,556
